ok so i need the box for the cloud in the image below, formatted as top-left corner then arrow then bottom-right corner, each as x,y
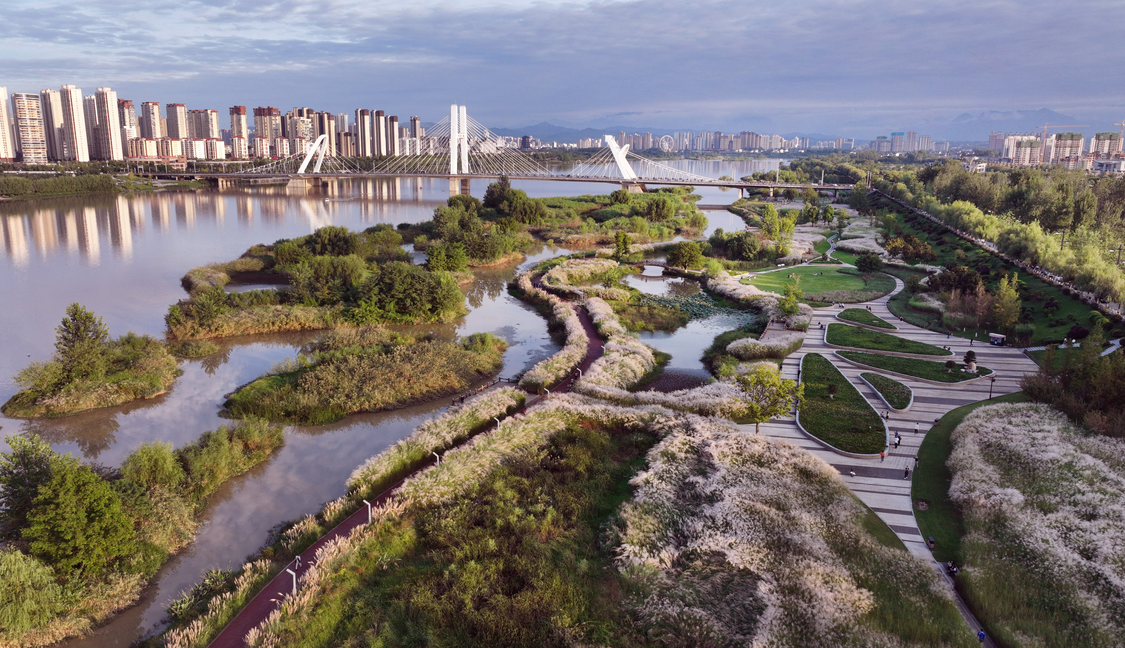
0,0 -> 1122,137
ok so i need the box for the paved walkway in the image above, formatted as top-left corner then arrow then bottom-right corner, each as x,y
739,275 -> 1036,646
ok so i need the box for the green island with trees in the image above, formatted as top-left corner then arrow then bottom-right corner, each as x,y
2,304 -> 179,419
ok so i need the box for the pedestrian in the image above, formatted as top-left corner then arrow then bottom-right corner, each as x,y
914,423 -> 919,434
977,629 -> 987,644
914,454 -> 919,465
295,555 -> 302,569
947,333 -> 951,339
904,466 -> 911,479
880,451 -> 885,462
895,438 -> 901,449
970,339 -> 974,347
894,431 -> 900,440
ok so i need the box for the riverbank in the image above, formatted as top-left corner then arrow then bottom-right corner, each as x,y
0,173 -> 208,201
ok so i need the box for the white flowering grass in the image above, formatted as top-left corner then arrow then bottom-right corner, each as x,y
837,221 -> 887,256
346,387 -> 525,495
616,414 -> 974,647
948,403 -> 1125,647
161,559 -> 275,648
726,331 -> 805,360
540,257 -> 631,301
514,269 -> 590,391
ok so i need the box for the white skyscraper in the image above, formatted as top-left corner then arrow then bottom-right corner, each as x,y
90,87 -> 123,161
140,101 -> 162,139
59,84 -> 89,161
118,99 -> 138,145
11,92 -> 48,165
39,88 -> 66,161
166,103 -> 188,139
0,87 -> 14,161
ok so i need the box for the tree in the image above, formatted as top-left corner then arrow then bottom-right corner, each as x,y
0,549 -> 63,634
991,272 -> 1021,332
613,230 -> 631,260
0,434 -> 59,537
120,441 -> 184,491
963,350 -> 977,366
482,176 -> 511,209
821,204 -> 835,224
667,241 -> 703,269
855,253 -> 884,272
761,204 -> 781,239
735,364 -> 803,433
780,277 -> 802,315
906,274 -> 923,293
609,189 -> 631,205
54,303 -> 109,381
23,459 -> 136,578
643,195 -> 677,221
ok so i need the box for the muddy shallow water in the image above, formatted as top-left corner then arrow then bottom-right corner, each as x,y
0,170 -> 749,646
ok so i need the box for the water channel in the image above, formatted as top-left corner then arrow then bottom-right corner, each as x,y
0,158 -> 783,646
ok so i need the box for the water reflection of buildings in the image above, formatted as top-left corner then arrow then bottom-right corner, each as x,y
1,180 -> 447,267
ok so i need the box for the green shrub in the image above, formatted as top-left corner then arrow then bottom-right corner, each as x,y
121,441 -> 184,491
0,549 -> 64,633
179,420 -> 284,506
0,434 -> 59,537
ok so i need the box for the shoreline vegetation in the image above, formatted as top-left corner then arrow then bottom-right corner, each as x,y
2,304 -> 179,419
0,419 -> 283,647
222,330 -> 507,425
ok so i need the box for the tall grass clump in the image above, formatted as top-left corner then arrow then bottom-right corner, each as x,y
513,269 -> 590,391
614,411 -> 973,647
948,403 -> 1125,648
726,330 -> 805,360
224,330 -> 507,425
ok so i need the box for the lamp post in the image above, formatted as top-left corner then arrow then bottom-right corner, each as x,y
285,568 -> 297,595
989,376 -> 996,400
362,499 -> 372,524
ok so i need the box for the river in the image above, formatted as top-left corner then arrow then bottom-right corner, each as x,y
0,158 -> 782,647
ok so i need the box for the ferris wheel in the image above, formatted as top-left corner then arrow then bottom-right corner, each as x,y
658,135 -> 675,152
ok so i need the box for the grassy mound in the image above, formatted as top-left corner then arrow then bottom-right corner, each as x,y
798,353 -> 886,454
743,267 -> 895,303
223,330 -> 506,425
838,307 -> 896,329
861,372 -> 912,409
838,350 -> 991,383
827,323 -> 952,356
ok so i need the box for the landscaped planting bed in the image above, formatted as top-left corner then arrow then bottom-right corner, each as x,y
827,323 -> 952,356
837,351 -> 990,383
741,266 -> 895,303
860,372 -> 912,410
798,353 -> 885,454
948,403 -> 1125,648
838,307 -> 896,329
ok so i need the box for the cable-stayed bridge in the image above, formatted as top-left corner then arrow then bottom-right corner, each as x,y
168,105 -> 854,196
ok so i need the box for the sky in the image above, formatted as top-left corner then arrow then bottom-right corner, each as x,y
1,0 -> 1123,140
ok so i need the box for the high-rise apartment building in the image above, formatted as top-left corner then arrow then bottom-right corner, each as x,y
890,132 -> 905,153
355,109 -> 372,157
1012,139 -> 1042,166
988,132 -> 1005,153
409,115 -> 423,139
918,135 -> 933,152
59,85 -> 89,161
387,116 -> 400,156
288,116 -> 313,155
39,89 -> 65,161
1049,132 -> 1084,164
335,113 -> 349,133
0,87 -> 14,161
252,107 -> 282,153
90,88 -> 123,161
118,99 -> 138,144
166,103 -> 188,139
229,106 -> 247,140
230,136 -> 248,160
904,131 -> 918,152
188,109 -> 220,140
10,92 -> 48,164
140,102 -> 162,139
1089,132 -> 1122,156
372,110 -> 389,156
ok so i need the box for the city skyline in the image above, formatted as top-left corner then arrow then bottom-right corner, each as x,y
1,0 -> 1122,138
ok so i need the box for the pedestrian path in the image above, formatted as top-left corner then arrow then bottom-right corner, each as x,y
742,275 -> 1036,647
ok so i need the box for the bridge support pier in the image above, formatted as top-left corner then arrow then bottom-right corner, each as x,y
624,182 -> 647,194
448,177 -> 472,196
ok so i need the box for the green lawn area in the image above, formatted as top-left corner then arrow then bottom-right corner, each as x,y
861,372 -> 912,410
826,323 -> 952,356
837,351 -> 991,383
798,353 -> 885,454
912,392 -> 1029,563
742,266 -> 895,302
814,238 -> 831,255
1026,343 -> 1115,370
874,197 -> 1125,344
830,249 -> 859,265
838,308 -> 896,329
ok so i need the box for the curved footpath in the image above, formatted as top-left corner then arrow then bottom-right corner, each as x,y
744,274 -> 1037,647
206,305 -> 604,648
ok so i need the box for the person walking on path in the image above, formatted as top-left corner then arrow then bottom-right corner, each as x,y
904,466 -> 911,479
880,450 -> 885,462
914,422 -> 919,435
977,629 -> 987,644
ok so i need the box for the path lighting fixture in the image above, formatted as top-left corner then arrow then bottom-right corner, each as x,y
544,388 -> 550,398
286,568 -> 298,595
989,376 -> 996,400
432,451 -> 441,465
362,499 -> 372,524
494,417 -> 501,427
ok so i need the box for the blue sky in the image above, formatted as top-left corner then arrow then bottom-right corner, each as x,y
1,0 -> 1123,139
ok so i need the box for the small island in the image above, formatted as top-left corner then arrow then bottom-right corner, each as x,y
2,304 -> 178,419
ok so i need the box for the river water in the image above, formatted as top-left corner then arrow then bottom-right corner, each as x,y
0,159 -> 780,647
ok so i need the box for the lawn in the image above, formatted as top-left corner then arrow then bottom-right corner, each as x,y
830,249 -> 859,265
911,392 -> 1029,563
860,372 -> 912,410
837,307 -> 896,329
814,237 -> 831,256
1026,343 -> 1115,370
742,266 -> 895,302
826,323 -> 952,356
798,353 -> 886,454
837,350 -> 991,382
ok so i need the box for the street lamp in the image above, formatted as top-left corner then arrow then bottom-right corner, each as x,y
285,568 -> 298,595
989,376 -> 996,400
362,499 -> 372,524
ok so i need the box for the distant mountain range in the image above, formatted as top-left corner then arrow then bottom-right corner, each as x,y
928,109 -> 1083,141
